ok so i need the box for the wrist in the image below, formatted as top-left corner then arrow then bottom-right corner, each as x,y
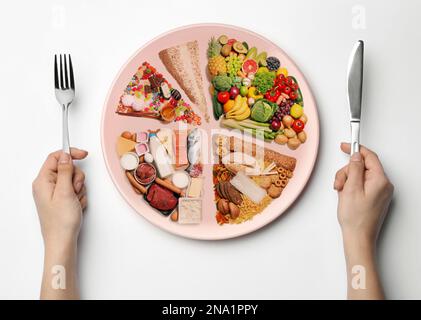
44,235 -> 78,257
341,227 -> 375,247
342,230 -> 376,262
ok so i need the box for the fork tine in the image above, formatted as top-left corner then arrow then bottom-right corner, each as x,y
68,55 -> 75,90
63,54 -> 69,89
59,54 -> 64,89
54,55 -> 59,89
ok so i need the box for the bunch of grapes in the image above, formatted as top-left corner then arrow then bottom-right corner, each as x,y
271,100 -> 294,123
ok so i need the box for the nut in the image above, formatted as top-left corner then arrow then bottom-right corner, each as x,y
228,202 -> 240,219
268,185 -> 282,198
217,199 -> 230,215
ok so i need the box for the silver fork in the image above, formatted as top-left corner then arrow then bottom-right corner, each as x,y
54,54 -> 75,154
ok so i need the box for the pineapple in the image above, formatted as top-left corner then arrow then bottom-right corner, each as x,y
207,37 -> 226,76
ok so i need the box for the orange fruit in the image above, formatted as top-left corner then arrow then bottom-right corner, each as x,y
223,100 -> 235,113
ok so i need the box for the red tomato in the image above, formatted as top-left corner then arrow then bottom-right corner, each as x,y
217,91 -> 230,104
292,119 -> 305,133
286,76 -> 294,86
276,74 -> 285,81
289,91 -> 298,100
290,83 -> 298,91
283,86 -> 292,94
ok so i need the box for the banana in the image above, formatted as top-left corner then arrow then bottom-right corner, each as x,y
233,105 -> 251,120
230,95 -> 243,112
227,97 -> 250,119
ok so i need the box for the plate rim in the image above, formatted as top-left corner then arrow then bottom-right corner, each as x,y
100,23 -> 320,240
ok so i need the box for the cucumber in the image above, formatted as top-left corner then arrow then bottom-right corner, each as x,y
212,92 -> 223,120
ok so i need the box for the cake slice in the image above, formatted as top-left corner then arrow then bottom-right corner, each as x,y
159,41 -> 209,122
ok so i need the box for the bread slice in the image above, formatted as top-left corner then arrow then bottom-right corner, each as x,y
159,41 -> 209,122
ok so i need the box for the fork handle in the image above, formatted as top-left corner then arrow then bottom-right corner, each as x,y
62,104 -> 70,154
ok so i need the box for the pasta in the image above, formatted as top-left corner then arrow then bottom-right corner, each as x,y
229,195 -> 273,224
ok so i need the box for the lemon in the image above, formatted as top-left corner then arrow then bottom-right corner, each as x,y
290,104 -> 303,119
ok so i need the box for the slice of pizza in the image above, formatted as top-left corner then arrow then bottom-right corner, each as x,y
116,61 -> 201,125
159,41 -> 209,122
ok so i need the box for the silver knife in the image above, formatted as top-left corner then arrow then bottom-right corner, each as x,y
347,40 -> 364,155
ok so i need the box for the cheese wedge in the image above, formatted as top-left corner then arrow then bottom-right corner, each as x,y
117,136 -> 137,157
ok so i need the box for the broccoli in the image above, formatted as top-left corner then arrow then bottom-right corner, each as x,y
211,75 -> 232,92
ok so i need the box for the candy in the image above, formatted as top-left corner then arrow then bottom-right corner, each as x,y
121,94 -> 134,107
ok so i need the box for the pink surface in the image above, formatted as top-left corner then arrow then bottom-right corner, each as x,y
101,23 -> 319,240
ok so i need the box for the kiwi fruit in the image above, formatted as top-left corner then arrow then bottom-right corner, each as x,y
221,44 -> 232,57
218,35 -> 228,45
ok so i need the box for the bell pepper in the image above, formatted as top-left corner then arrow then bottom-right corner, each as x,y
264,87 -> 282,102
247,86 -> 263,100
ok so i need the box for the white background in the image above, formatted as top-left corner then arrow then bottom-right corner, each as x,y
0,0 -> 420,299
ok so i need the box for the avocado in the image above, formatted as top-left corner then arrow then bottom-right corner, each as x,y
246,47 -> 257,60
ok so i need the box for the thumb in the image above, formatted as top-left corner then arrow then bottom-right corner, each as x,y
55,152 -> 75,195
346,152 -> 365,191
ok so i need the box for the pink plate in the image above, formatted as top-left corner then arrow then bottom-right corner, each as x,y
101,23 -> 319,240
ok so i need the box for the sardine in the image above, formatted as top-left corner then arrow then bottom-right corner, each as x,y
186,128 -> 201,172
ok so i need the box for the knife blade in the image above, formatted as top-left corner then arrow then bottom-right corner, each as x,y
347,40 -> 364,155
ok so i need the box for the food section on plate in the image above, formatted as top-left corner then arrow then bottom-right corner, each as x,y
208,35 -> 308,150
110,30 -> 314,230
159,40 -> 209,122
116,61 -> 202,125
117,128 -> 204,224
212,135 -> 296,225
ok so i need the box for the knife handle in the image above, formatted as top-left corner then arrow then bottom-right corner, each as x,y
350,121 -> 360,155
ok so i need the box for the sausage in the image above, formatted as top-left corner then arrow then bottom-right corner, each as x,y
126,171 -> 147,194
155,177 -> 183,194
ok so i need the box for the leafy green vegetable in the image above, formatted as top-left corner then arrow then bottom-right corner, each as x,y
252,71 -> 275,94
211,75 -> 232,92
250,99 -> 277,122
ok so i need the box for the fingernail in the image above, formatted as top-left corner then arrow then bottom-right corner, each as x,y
59,152 -> 70,164
351,152 -> 362,162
